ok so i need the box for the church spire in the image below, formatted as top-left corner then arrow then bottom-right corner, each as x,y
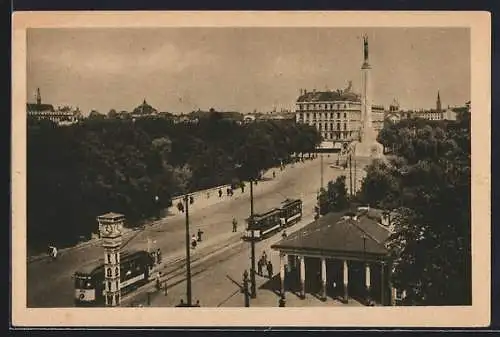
36,87 -> 41,105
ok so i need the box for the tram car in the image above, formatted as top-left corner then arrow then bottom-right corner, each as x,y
278,198 -> 303,227
243,198 -> 303,241
73,250 -> 154,306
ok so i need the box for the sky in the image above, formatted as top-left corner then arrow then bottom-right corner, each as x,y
27,27 -> 470,115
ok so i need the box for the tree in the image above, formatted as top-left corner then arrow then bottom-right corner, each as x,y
318,175 -> 349,215
108,109 -> 118,119
360,113 -> 471,305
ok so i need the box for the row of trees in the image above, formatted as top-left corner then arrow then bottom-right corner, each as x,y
359,113 -> 471,305
27,111 -> 321,253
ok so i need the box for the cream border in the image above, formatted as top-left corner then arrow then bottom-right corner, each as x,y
11,11 -> 491,327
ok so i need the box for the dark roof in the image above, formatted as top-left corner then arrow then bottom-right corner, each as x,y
27,103 -> 55,112
297,90 -> 361,103
272,211 -> 392,256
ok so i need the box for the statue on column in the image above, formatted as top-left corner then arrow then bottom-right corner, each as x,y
363,34 -> 369,62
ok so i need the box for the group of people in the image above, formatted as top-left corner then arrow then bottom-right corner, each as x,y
257,251 -> 274,279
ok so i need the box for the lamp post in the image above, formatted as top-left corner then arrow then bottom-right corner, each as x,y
249,179 -> 257,299
243,270 -> 250,307
184,195 -> 193,306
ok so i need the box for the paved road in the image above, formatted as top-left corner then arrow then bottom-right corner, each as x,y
27,154 -> 357,307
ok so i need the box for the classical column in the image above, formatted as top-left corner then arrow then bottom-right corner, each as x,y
320,258 -> 327,301
389,263 -> 396,306
365,263 -> 371,305
299,256 -> 306,299
343,260 -> 349,304
279,253 -> 286,297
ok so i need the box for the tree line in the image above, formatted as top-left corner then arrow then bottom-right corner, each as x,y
358,112 -> 471,305
27,112 -> 321,253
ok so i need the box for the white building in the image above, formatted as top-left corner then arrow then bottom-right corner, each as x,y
295,82 -> 385,145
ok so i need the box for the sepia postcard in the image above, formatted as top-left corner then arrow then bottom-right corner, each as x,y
11,11 -> 491,328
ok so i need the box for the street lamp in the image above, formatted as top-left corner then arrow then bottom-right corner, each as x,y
235,162 -> 257,299
249,179 -> 257,299
183,194 -> 193,306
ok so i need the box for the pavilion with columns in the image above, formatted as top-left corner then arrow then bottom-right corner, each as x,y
271,207 -> 399,306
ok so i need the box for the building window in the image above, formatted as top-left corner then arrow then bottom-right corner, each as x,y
306,113 -> 310,119
344,112 -> 347,118
319,123 -> 322,130
337,123 -> 341,130
344,123 -> 347,130
337,113 -> 340,119
330,123 -> 333,130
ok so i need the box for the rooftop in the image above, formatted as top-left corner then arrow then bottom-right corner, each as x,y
297,90 -> 361,103
272,210 -> 393,257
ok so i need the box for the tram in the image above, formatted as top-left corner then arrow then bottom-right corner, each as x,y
278,198 -> 303,227
73,250 -> 154,306
243,198 -> 303,241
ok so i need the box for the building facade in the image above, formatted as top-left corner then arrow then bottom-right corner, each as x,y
27,88 -> 81,126
295,83 -> 385,144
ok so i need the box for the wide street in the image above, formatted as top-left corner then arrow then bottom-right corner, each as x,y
27,154 -> 367,308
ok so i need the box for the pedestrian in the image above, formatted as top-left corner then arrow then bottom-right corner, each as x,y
262,251 -> 267,265
156,248 -> 162,264
257,258 -> 263,276
267,261 -> 273,279
191,234 -> 197,249
48,245 -> 58,261
232,218 -> 238,232
279,295 -> 286,307
197,228 -> 203,242
177,201 -> 184,213
282,230 -> 288,239
156,272 -> 162,291
273,171 -> 276,179
189,196 -> 194,204
195,300 -> 201,307
218,189 -> 222,198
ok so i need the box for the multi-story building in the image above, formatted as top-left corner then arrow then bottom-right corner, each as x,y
295,82 -> 385,143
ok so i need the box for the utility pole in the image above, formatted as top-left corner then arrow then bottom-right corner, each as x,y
320,153 -> 324,190
349,154 -> 353,197
184,195 -> 192,306
354,157 -> 357,195
249,179 -> 257,298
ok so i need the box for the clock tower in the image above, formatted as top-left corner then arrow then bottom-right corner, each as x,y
97,212 -> 125,307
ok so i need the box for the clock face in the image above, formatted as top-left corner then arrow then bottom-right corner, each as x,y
105,224 -> 113,234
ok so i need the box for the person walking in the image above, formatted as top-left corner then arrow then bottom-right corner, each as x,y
257,258 -> 263,276
218,189 -> 222,198
48,245 -> 58,261
261,251 -> 268,266
191,234 -> 197,249
273,171 -> 276,179
281,230 -> 288,239
232,218 -> 238,232
267,261 -> 274,279
197,228 -> 204,242
156,248 -> 162,264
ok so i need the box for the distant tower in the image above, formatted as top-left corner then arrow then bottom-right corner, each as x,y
36,88 -> 41,105
436,90 -> 442,112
